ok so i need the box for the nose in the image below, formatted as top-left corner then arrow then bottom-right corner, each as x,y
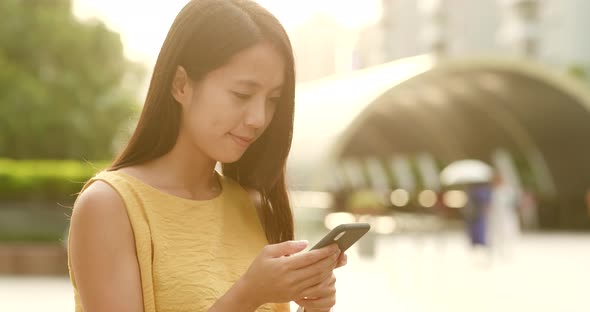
244,97 -> 267,129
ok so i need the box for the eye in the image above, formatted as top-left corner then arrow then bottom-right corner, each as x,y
232,92 -> 252,100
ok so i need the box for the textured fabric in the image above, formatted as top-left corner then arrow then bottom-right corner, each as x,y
68,170 -> 290,312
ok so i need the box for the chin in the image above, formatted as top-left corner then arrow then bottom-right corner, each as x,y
215,151 -> 246,164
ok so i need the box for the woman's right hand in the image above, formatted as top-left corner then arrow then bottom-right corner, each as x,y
240,240 -> 341,307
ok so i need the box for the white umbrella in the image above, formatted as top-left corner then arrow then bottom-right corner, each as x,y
440,159 -> 493,186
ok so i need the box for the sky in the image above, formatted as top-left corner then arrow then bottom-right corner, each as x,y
72,0 -> 381,66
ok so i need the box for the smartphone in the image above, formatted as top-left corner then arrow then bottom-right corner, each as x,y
310,223 -> 371,252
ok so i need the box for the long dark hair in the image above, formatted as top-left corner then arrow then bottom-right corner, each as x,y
109,0 -> 295,244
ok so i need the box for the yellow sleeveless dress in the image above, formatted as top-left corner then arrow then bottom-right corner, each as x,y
67,170 -> 290,312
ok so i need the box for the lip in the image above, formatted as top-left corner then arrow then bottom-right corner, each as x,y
229,133 -> 254,148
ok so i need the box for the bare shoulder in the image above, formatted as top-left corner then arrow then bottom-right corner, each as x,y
72,180 -> 128,225
70,179 -> 135,251
69,180 -> 144,311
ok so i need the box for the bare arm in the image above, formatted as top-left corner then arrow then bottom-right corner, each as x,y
69,181 -> 144,312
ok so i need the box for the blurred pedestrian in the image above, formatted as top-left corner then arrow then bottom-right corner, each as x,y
489,172 -> 520,261
463,182 -> 493,263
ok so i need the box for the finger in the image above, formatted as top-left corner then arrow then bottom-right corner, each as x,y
335,252 -> 347,269
288,244 -> 339,270
292,252 -> 338,286
300,274 -> 336,298
301,283 -> 335,300
296,266 -> 334,293
264,240 -> 308,258
295,295 -> 336,311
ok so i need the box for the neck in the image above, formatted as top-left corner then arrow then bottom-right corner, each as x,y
143,131 -> 219,196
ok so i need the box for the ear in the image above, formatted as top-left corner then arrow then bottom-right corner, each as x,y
171,66 -> 191,108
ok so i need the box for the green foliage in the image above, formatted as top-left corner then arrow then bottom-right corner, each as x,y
0,201 -> 70,242
567,64 -> 588,82
0,158 -> 108,201
0,158 -> 109,242
0,0 -> 144,160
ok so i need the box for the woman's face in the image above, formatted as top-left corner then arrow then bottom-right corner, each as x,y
173,41 -> 285,163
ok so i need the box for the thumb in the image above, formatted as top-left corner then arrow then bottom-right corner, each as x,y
265,240 -> 308,257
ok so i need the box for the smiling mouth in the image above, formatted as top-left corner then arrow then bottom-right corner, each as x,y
229,133 -> 254,148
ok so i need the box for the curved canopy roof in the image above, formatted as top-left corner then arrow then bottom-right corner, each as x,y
288,55 -> 590,228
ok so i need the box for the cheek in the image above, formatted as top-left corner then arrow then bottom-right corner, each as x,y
184,97 -> 242,138
262,105 -> 277,131
185,109 -> 222,138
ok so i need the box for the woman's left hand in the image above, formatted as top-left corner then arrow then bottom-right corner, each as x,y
296,251 -> 347,312
295,272 -> 336,312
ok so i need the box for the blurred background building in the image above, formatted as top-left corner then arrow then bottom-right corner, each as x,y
355,0 -> 590,70
286,0 -> 590,230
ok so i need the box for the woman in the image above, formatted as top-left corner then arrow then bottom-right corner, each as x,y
68,1 -> 346,311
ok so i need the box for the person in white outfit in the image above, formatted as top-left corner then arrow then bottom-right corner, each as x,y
488,172 -> 520,261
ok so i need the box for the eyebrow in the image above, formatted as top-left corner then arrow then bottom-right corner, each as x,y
235,79 -> 283,92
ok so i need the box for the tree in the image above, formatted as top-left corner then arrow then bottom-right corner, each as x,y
0,0 -> 144,160
567,64 -> 588,82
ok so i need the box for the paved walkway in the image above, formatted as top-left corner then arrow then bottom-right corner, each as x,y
1,232 -> 589,311
333,232 -> 590,311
